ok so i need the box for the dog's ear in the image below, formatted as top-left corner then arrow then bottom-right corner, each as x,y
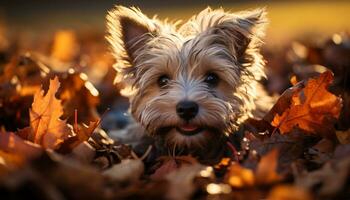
106,6 -> 157,64
182,7 -> 267,56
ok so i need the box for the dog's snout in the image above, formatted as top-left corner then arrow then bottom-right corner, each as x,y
176,101 -> 199,120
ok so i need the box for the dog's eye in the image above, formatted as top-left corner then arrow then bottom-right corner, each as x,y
157,75 -> 170,87
204,73 -> 219,87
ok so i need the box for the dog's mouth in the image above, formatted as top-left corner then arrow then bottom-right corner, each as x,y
155,124 -> 220,137
176,124 -> 203,136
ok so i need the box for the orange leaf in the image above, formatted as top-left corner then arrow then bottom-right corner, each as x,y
272,71 -> 342,136
0,130 -> 42,171
267,185 -> 313,200
0,131 -> 42,158
29,76 -> 72,149
255,149 -> 282,185
225,163 -> 255,188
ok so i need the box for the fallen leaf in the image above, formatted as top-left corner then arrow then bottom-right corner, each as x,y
336,129 -> 350,144
248,130 -> 307,174
272,71 -> 342,136
0,130 -> 42,171
29,76 -> 72,149
103,159 -> 144,183
294,157 -> 350,198
151,156 -> 198,180
0,150 -> 25,171
225,163 -> 255,188
59,121 -> 99,152
255,149 -> 283,185
165,164 -> 204,200
267,185 -> 313,200
0,130 -> 42,159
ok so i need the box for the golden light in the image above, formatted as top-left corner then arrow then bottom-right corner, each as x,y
206,183 -> 232,195
79,72 -> 88,81
332,34 -> 342,44
68,68 -> 75,74
292,42 -> 307,59
84,81 -> 99,97
199,166 -> 213,178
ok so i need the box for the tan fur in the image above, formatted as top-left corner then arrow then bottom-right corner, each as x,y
106,6 -> 270,156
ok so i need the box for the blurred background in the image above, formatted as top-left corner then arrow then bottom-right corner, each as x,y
1,0 -> 350,42
0,0 -> 349,131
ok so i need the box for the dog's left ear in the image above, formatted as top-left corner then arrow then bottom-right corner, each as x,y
106,6 -> 158,65
182,7 -> 267,56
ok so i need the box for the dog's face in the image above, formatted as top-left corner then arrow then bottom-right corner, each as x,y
107,6 -> 267,155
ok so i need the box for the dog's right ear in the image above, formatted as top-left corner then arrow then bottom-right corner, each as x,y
106,6 -> 157,66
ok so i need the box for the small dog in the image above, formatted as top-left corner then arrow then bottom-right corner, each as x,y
106,6 -> 271,162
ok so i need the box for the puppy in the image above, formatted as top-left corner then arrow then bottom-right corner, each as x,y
106,6 -> 271,162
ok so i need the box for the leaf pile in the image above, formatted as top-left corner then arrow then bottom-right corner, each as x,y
1,26 -> 350,200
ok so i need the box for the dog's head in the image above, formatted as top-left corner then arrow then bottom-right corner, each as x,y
106,6 -> 267,155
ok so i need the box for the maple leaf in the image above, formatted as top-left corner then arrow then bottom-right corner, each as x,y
271,71 -> 342,136
28,76 -> 72,149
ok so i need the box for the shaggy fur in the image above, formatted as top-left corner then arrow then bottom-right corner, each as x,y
106,6 -> 270,160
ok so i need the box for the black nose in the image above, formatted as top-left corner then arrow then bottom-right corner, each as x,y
176,101 -> 199,120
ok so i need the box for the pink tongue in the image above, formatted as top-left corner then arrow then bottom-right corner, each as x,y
180,124 -> 198,132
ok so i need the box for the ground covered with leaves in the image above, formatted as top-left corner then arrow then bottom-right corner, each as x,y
0,28 -> 349,200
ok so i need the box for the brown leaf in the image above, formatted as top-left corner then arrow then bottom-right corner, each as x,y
336,129 -> 350,144
248,130 -> 306,173
294,157 -> 350,198
271,71 -> 342,136
59,121 -> 99,152
29,76 -> 72,149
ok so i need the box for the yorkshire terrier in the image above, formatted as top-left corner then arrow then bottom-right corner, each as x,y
106,6 -> 272,163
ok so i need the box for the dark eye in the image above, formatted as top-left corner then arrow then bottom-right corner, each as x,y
204,73 -> 219,87
157,75 -> 170,87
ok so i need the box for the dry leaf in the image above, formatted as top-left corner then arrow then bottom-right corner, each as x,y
59,121 -> 99,152
255,149 -> 283,185
336,129 -> 350,144
165,164 -> 204,200
272,71 -> 342,136
103,159 -> 144,182
225,163 -> 255,188
267,185 -> 313,200
151,156 -> 198,180
0,130 -> 42,170
0,130 -> 42,159
29,76 -> 72,149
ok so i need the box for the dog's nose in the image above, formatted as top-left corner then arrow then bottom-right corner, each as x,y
176,101 -> 199,120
